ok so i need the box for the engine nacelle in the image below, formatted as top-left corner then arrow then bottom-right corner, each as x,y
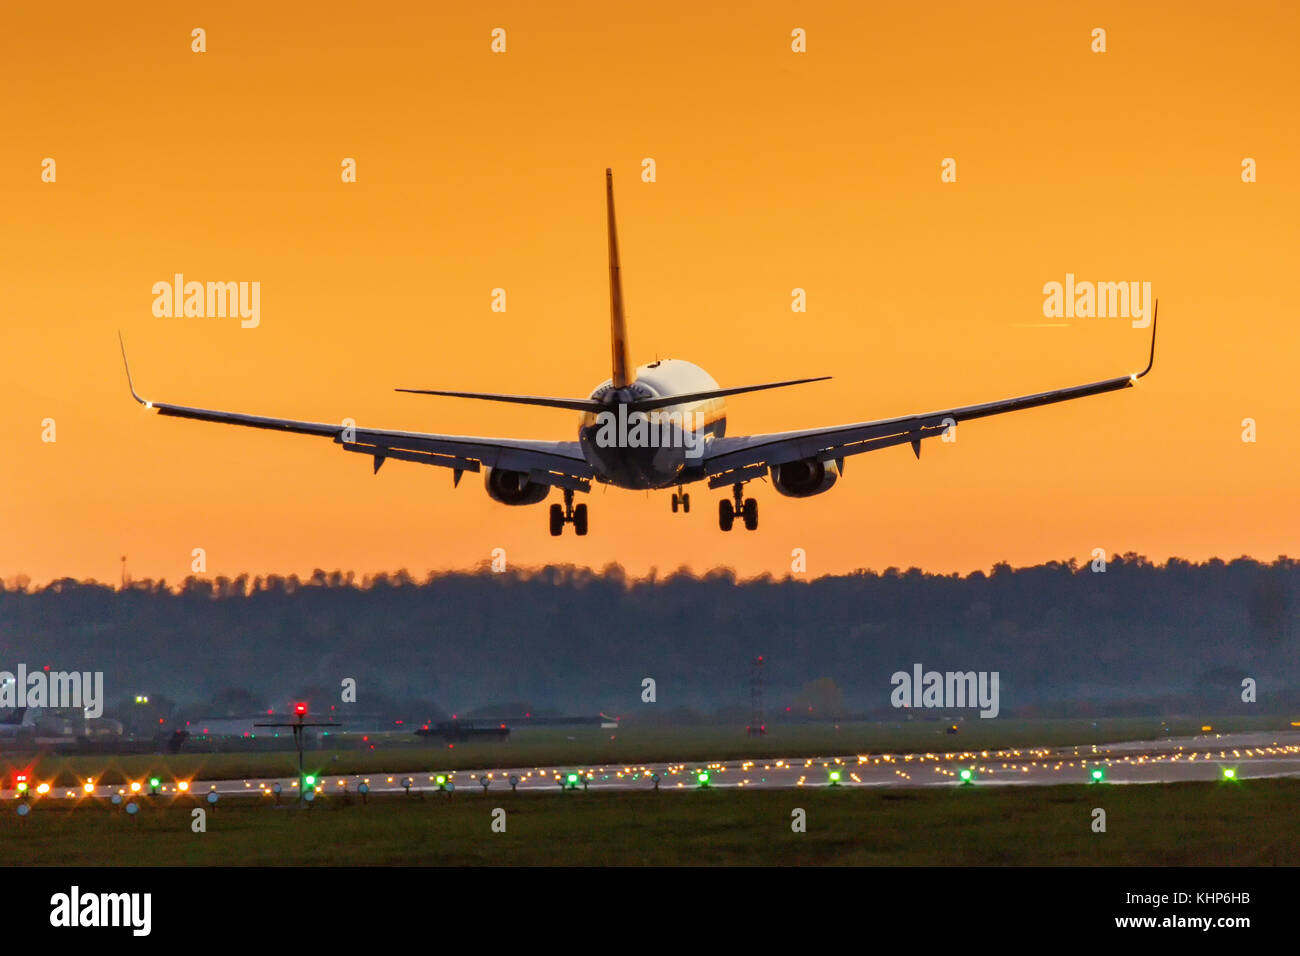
770,457 -> 839,498
483,467 -> 550,506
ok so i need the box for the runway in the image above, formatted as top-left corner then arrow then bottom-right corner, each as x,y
8,730 -> 1300,804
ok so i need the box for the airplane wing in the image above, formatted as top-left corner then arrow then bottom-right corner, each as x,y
119,338 -> 594,491
701,308 -> 1158,486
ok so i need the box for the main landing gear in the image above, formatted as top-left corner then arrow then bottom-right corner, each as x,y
671,486 -> 691,513
549,488 -> 588,536
718,483 -> 758,532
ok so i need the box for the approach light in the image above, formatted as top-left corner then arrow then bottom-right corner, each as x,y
82,782 -> 94,794
177,780 -> 190,792
129,781 -> 142,793
36,783 -> 50,795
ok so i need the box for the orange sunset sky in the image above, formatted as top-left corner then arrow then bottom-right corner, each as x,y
2,1 -> 1297,586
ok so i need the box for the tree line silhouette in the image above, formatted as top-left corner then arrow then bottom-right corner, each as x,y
1,555 -> 1295,722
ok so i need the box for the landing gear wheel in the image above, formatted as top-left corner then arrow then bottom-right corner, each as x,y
549,504 -> 564,536
718,499 -> 735,532
671,494 -> 679,513
681,493 -> 690,513
742,497 -> 758,531
573,503 -> 588,536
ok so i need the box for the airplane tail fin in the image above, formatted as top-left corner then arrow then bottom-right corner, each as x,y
606,168 -> 634,388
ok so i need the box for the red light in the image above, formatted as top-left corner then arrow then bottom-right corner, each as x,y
15,773 -> 27,782
362,735 -> 369,742
448,743 -> 454,749
500,723 -> 506,729
293,702 -> 308,716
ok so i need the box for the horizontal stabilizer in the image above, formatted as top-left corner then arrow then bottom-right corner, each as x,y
396,376 -> 832,413
394,388 -> 605,413
627,376 -> 831,412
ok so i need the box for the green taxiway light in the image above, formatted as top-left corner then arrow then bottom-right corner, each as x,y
1090,768 -> 1105,782
304,774 -> 317,787
829,770 -> 842,785
697,772 -> 710,786
436,775 -> 447,786
959,768 -> 974,783
1222,768 -> 1237,780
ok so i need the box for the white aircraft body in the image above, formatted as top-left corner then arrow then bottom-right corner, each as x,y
122,170 -> 1157,535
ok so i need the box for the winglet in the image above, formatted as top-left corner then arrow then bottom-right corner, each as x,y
1134,299 -> 1158,380
118,332 -> 150,406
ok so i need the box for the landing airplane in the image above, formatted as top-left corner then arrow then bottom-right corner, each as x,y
121,169 -> 1157,536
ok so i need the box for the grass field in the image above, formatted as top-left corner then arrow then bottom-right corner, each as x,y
5,779 -> 1296,866
7,715 -> 1294,788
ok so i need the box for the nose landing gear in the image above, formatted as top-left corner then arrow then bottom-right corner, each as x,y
671,486 -> 691,513
549,488 -> 588,536
718,483 -> 758,531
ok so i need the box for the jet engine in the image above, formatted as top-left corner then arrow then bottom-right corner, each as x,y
770,457 -> 840,498
483,466 -> 550,505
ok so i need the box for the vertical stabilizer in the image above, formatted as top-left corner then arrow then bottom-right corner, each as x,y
605,168 -> 634,388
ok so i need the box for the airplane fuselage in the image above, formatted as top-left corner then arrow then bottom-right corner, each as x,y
578,358 -> 726,489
